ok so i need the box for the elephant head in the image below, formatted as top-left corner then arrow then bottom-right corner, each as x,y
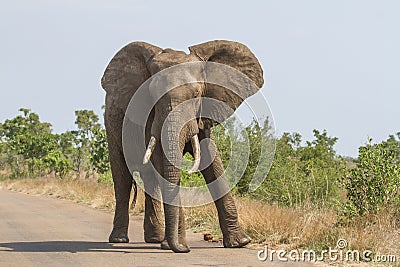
101,40 -> 263,252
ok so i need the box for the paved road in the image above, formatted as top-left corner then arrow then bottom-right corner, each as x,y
0,189 -> 312,266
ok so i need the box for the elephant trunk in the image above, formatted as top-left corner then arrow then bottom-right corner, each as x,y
161,116 -> 191,253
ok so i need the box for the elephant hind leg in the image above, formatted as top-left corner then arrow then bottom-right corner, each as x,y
143,191 -> 164,243
141,145 -> 165,243
108,146 -> 133,243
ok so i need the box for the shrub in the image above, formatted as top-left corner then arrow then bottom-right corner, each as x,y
247,130 -> 344,207
97,171 -> 113,185
341,135 -> 400,217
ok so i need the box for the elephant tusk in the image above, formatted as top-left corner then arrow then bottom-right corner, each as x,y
143,136 -> 157,164
188,135 -> 201,174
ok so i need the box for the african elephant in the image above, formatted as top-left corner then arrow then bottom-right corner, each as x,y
101,40 -> 264,253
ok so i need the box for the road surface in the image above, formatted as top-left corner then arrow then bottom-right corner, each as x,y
0,189 -> 312,266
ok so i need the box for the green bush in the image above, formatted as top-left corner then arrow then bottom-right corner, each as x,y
341,135 -> 400,217
212,118 -> 344,207
43,150 -> 72,178
251,130 -> 344,206
97,171 -> 113,185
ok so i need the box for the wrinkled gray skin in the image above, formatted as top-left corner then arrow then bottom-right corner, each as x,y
101,40 -> 264,253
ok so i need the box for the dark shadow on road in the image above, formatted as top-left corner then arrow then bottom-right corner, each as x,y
0,241 -> 161,253
0,241 -> 223,254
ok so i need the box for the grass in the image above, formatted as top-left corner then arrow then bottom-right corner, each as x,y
0,177 -> 398,265
187,197 -> 399,256
0,177 -> 144,213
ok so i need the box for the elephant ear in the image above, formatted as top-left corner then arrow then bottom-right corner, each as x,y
101,42 -> 162,96
189,40 -> 264,125
101,42 -> 161,171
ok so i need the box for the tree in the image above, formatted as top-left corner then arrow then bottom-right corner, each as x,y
0,108 -> 112,179
70,110 -> 101,175
43,150 -> 72,178
90,127 -> 110,175
0,108 -> 58,176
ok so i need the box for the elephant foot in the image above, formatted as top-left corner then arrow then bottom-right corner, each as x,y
160,239 -> 190,253
171,243 -> 190,253
144,235 -> 164,243
109,229 -> 129,243
109,235 -> 129,243
144,225 -> 164,243
223,229 -> 251,248
144,214 -> 164,244
160,239 -> 170,250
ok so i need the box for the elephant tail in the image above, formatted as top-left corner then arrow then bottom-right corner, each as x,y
130,179 -> 138,210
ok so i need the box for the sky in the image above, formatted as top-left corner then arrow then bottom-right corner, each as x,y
1,0 -> 399,157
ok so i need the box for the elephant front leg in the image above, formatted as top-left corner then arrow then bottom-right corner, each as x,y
160,206 -> 187,250
142,145 -> 186,248
200,146 -> 251,248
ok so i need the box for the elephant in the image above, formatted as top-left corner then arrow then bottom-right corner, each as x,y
101,40 -> 264,253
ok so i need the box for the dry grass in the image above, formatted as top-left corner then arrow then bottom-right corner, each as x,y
1,177 -> 398,264
186,197 -> 399,261
0,177 -> 144,213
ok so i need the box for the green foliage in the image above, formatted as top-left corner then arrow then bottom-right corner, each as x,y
0,108 -> 58,177
43,150 -> 72,178
97,171 -> 113,185
341,135 -> 400,217
253,130 -> 343,206
90,128 -> 110,174
213,119 -> 344,206
1,107 -> 398,224
236,118 -> 275,195
74,110 -> 100,135
58,131 -> 77,164
180,153 -> 206,187
212,119 -> 232,168
70,110 -> 101,174
0,108 -> 111,179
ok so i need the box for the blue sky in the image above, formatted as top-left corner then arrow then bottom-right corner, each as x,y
1,0 -> 399,157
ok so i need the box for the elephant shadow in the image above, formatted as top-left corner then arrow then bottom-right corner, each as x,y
0,241 -> 153,254
0,241 -> 223,254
